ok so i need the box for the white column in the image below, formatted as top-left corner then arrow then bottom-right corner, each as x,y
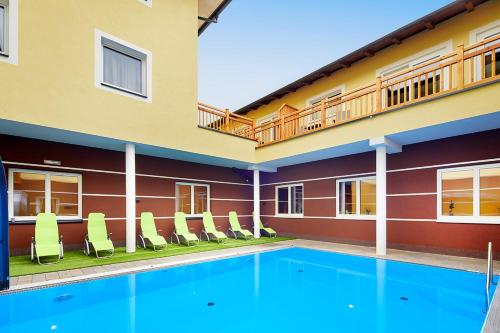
253,169 -> 260,238
375,145 -> 387,255
125,143 -> 136,253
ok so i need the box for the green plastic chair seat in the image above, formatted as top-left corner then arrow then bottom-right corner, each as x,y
202,212 -> 228,242
228,211 -> 253,240
91,239 -> 114,252
35,243 -> 60,258
87,213 -> 114,256
33,213 -> 62,263
140,212 -> 167,250
174,212 -> 199,246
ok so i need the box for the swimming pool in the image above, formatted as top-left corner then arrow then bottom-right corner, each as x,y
0,247 -> 496,333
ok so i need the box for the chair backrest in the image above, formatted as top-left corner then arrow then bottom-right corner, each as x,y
202,212 -> 216,233
141,212 -> 158,239
253,212 -> 264,229
35,213 -> 59,245
228,211 -> 241,231
174,212 -> 189,235
87,213 -> 108,242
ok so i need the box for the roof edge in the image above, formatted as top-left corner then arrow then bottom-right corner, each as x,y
198,0 -> 232,36
234,0 -> 488,114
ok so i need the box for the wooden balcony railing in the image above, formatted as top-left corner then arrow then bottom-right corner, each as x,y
198,102 -> 256,140
200,35 -> 499,146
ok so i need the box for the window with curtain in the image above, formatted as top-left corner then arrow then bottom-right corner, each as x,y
0,3 -> 6,54
99,35 -> 148,96
438,164 -> 500,223
275,184 -> 303,216
103,47 -> 143,94
337,177 -> 376,218
8,169 -> 82,222
175,183 -> 210,217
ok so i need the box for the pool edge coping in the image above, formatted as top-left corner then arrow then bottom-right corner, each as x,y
1,242 -> 293,295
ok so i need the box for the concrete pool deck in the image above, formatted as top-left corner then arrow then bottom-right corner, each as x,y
3,239 -> 499,332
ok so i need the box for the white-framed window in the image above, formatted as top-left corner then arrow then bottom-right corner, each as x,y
336,176 -> 376,219
305,85 -> 345,126
95,29 -> 152,102
8,169 -> 83,223
377,41 -> 452,106
437,163 -> 500,224
275,184 -> 303,217
469,19 -> 500,81
0,0 -> 18,65
175,182 -> 210,217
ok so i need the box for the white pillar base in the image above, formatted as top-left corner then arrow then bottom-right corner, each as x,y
125,143 -> 136,253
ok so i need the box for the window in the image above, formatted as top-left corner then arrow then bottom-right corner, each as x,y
437,164 -> 500,223
0,0 -> 17,64
470,20 -> 500,81
8,169 -> 82,223
175,183 -> 210,217
275,184 -> 303,217
337,177 -> 376,219
377,41 -> 452,107
306,86 -> 345,127
95,30 -> 152,101
0,2 -> 5,54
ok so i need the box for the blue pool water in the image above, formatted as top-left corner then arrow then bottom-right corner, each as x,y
0,247 -> 496,333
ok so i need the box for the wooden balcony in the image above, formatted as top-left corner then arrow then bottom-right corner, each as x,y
199,35 -> 500,147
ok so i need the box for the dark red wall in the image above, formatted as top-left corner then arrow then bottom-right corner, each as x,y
3,129 -> 500,258
0,135 -> 253,254
261,129 -> 500,258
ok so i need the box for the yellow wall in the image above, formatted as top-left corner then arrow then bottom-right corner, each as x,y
0,0 -> 256,163
245,1 -> 500,122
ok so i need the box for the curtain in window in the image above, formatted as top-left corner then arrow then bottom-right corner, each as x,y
0,6 -> 4,53
103,47 -> 142,94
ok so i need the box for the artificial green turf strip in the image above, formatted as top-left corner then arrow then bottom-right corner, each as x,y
10,237 -> 293,276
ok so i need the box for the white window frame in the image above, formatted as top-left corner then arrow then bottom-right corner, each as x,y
275,183 -> 304,217
306,85 -> 346,106
336,176 -> 376,220
437,163 -> 500,224
175,182 -> 210,218
469,19 -> 500,81
95,29 -> 153,102
8,168 -> 83,223
377,41 -> 452,106
305,85 -> 346,125
0,0 -> 18,65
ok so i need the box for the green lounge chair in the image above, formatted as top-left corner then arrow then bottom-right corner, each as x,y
84,213 -> 114,258
172,212 -> 199,246
139,212 -> 167,251
254,213 -> 277,238
201,212 -> 228,243
228,211 -> 253,240
31,213 -> 64,264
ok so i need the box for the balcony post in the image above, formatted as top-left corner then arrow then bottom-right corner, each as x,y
456,43 -> 464,90
375,76 -> 382,112
125,143 -> 136,253
224,108 -> 230,132
321,98 -> 326,128
280,115 -> 285,140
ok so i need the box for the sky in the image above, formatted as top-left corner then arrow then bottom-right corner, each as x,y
198,0 -> 453,111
